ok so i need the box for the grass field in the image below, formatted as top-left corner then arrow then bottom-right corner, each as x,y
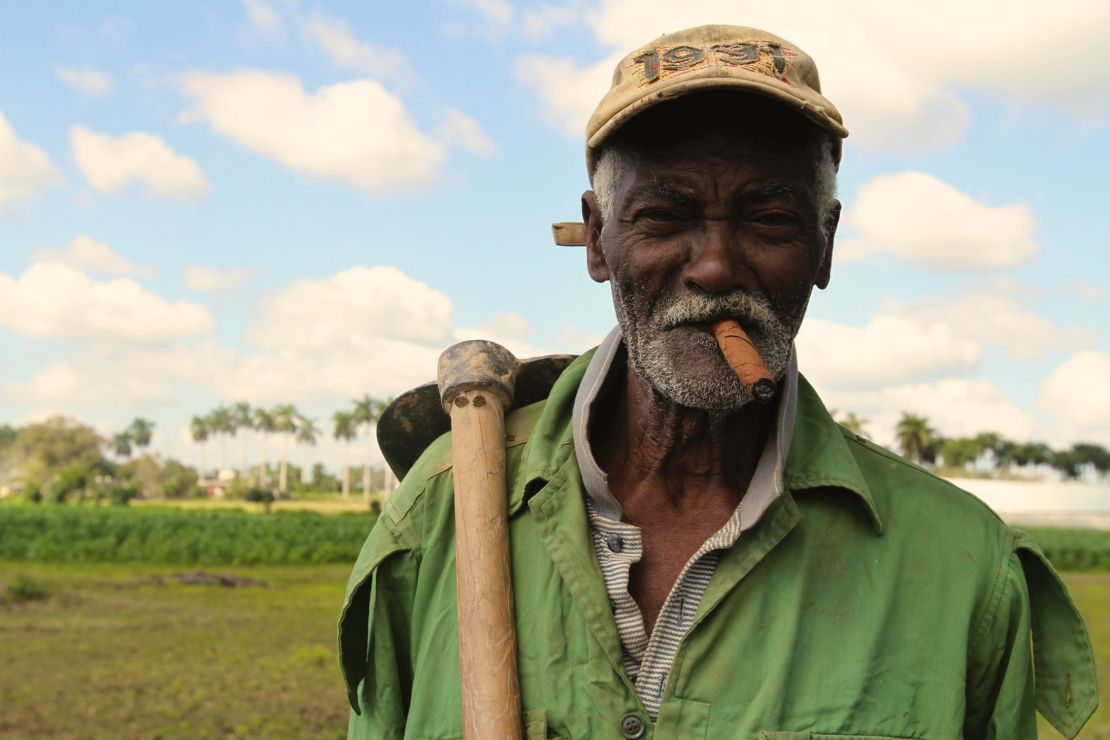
0,562 -> 352,739
1,562 -> 1107,738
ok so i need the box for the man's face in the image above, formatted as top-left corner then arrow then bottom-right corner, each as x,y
584,97 -> 837,412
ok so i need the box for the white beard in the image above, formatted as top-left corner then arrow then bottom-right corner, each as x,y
611,279 -> 803,412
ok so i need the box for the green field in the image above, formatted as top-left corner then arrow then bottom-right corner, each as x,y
1,562 -> 1107,738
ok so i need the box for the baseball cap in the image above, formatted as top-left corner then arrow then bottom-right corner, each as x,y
552,24 -> 847,246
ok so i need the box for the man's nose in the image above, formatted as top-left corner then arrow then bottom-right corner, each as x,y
683,221 -> 747,294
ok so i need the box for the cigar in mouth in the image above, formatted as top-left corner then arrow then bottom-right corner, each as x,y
710,319 -> 777,403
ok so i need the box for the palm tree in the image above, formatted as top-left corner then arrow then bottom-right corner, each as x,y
273,404 -> 299,495
232,402 -> 253,479
1013,441 -> 1053,475
295,415 -> 320,486
253,407 -> 277,488
190,416 -> 209,477
895,412 -> 935,466
127,418 -> 154,454
333,410 -> 357,498
352,395 -> 384,501
112,431 -> 133,459
832,410 -> 870,439
231,401 -> 254,477
207,406 -> 234,475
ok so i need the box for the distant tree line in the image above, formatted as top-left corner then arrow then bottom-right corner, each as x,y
187,395 -> 391,499
4,402 -> 1105,507
833,410 -> 1109,481
0,416 -> 193,506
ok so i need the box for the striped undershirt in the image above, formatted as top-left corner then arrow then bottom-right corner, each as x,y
572,326 -> 798,720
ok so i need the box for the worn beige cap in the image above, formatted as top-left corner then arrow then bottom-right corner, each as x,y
588,24 -> 846,173
553,25 -> 848,246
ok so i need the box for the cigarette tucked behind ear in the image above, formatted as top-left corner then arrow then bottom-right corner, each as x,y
711,319 -> 777,404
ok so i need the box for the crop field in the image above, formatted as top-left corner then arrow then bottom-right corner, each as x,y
0,505 -> 377,565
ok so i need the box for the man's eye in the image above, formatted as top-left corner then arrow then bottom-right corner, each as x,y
638,209 -> 681,222
751,211 -> 799,227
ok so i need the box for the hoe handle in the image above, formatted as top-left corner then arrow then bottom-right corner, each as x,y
438,340 -> 522,740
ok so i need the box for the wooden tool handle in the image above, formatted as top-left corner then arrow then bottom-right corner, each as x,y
448,390 -> 522,739
711,319 -> 777,403
438,340 -> 522,740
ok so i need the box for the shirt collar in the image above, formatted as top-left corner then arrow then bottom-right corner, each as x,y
509,338 -> 884,536
784,374 -> 884,534
569,325 -> 798,530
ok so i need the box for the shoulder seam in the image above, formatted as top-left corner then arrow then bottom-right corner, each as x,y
842,430 -> 1008,527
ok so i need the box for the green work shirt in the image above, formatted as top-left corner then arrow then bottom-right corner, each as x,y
339,350 -> 1098,739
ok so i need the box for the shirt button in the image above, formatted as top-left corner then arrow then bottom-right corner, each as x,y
606,535 -> 624,553
620,713 -> 645,738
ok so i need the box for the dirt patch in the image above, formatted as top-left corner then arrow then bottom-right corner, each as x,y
172,571 -> 269,588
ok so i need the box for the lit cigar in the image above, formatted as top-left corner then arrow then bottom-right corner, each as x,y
711,319 -> 776,403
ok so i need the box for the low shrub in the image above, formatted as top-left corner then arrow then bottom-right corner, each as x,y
3,575 -> 50,604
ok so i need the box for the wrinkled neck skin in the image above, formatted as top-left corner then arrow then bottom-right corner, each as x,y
595,362 -> 776,524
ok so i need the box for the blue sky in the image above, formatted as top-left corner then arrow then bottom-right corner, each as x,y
1,1 -> 1107,469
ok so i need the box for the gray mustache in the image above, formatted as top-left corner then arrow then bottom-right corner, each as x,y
658,291 -> 777,329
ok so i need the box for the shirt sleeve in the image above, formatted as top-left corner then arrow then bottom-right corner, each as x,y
345,548 -> 419,740
965,550 -> 1036,739
965,532 -> 1099,739
338,504 -> 421,740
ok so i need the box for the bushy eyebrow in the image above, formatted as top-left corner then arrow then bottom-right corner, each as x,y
624,180 -> 698,208
620,180 -> 803,218
751,183 -> 796,201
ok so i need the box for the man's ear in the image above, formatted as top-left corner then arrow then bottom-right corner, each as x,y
582,190 -> 610,283
815,200 -> 840,290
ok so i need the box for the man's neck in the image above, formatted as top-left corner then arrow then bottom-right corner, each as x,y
593,363 -> 777,524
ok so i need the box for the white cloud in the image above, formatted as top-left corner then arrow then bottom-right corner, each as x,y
0,262 -> 212,342
838,171 -> 1037,270
460,0 -> 515,32
514,53 -> 618,136
1072,278 -> 1104,303
440,108 -> 496,155
521,2 -> 585,41
797,315 -> 981,390
0,112 -> 62,214
243,0 -> 285,39
1040,351 -> 1110,445
184,265 -> 251,292
30,235 -> 153,278
248,266 -> 456,351
179,70 -> 491,193
302,14 -> 411,82
517,0 -> 1110,151
552,324 -> 606,353
70,126 -> 210,199
56,67 -> 114,96
454,312 -> 552,359
886,290 -> 1096,361
3,341 -> 234,410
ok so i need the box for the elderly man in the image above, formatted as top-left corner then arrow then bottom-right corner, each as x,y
340,25 -> 1097,739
